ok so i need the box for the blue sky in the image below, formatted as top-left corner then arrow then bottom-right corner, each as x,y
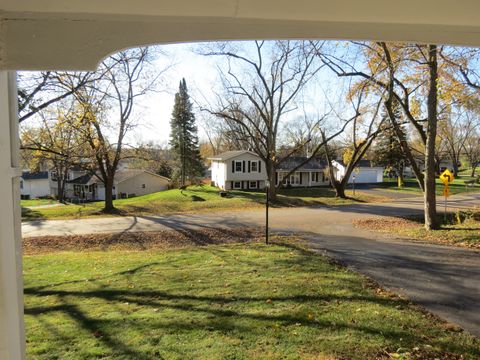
130,43 -> 220,145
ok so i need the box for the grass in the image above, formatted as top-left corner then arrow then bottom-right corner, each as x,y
355,211 -> 480,249
375,177 -> 480,196
21,185 -> 385,221
24,239 -> 479,359
20,198 -> 58,207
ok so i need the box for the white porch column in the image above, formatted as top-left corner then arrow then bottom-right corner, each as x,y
0,71 -> 26,360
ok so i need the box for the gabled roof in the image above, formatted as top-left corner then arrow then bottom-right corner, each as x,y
114,169 -> 170,184
334,159 -> 375,168
21,171 -> 49,180
67,169 -> 170,186
277,157 -> 327,171
208,150 -> 260,161
67,174 -> 95,185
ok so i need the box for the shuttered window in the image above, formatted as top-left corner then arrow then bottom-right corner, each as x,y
235,161 -> 242,172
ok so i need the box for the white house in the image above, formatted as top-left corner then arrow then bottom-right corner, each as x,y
20,171 -> 50,199
332,160 -> 384,184
209,150 -> 268,190
210,151 -> 333,190
66,169 -> 170,201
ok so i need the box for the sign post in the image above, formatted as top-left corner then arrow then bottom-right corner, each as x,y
439,169 -> 454,221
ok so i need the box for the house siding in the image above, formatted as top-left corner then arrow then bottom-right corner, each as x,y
116,172 -> 169,198
20,178 -> 50,198
211,153 -> 267,190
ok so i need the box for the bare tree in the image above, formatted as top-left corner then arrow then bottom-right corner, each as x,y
203,40 -> 328,199
438,107 -> 478,176
18,71 -> 100,123
74,47 -> 163,212
324,86 -> 385,198
318,41 -> 444,229
463,128 -> 480,177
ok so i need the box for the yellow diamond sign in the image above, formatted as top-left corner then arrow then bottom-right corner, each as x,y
439,169 -> 454,185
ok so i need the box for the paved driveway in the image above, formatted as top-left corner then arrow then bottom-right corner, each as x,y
22,196 -> 480,336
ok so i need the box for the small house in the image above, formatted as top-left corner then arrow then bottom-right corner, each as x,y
66,169 -> 170,201
209,150 -> 268,190
20,171 -> 50,199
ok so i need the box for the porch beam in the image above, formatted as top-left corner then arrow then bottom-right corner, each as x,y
0,71 -> 26,360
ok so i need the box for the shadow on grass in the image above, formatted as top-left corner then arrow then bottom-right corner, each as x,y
21,207 -> 46,221
24,240 -> 480,358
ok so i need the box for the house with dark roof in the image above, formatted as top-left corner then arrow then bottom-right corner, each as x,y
276,156 -> 330,187
65,169 -> 170,201
209,150 -> 384,190
208,151 -> 330,190
20,171 -> 50,199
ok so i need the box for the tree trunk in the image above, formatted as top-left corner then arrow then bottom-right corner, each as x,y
56,177 -> 63,202
333,181 -> 346,198
397,164 -> 405,188
424,45 -> 439,231
452,161 -> 459,177
471,166 -> 477,178
103,177 -> 115,213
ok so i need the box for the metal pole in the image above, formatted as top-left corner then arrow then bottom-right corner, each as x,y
265,185 -> 269,245
444,189 -> 447,222
352,177 -> 355,196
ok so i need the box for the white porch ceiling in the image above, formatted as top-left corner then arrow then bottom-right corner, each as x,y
1,0 -> 479,70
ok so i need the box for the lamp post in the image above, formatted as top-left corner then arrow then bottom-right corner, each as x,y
265,180 -> 270,245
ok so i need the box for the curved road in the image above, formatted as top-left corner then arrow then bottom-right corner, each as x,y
22,195 -> 480,336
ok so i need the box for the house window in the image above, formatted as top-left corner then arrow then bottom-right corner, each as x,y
235,161 -> 242,172
20,180 -> 23,189
251,161 -> 258,172
249,181 -> 257,189
233,181 -> 242,189
290,172 -> 300,185
51,171 -> 58,181
142,184 -> 146,189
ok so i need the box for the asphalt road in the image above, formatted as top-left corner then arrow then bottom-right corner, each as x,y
22,195 -> 480,336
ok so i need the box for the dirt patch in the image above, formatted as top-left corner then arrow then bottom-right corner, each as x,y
23,227 -> 265,255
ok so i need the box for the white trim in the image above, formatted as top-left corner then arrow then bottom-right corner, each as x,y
234,161 -> 243,173
0,71 -> 26,360
233,181 -> 242,189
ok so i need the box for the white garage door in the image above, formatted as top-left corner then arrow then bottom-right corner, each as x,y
349,169 -> 378,184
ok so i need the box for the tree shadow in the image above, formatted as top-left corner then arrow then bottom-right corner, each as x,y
21,207 -> 46,221
24,241 -> 480,358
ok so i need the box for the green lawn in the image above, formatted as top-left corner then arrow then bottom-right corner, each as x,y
24,240 -> 479,359
20,198 -> 58,207
376,177 -> 480,196
21,185 -> 385,221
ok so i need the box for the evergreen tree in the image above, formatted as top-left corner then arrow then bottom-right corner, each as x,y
373,103 -> 408,187
169,79 -> 204,186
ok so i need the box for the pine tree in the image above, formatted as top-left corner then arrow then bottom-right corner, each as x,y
373,103 -> 408,187
169,79 -> 204,187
